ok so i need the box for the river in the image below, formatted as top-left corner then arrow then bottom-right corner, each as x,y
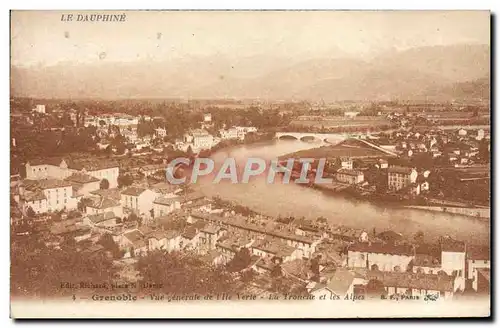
195,139 -> 490,245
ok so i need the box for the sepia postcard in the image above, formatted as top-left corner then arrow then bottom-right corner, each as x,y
10,10 -> 491,318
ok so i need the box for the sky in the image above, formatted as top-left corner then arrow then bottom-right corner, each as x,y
10,10 -> 490,67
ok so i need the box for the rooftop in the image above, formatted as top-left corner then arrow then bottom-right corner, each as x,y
87,211 -> 117,224
65,172 -> 100,184
88,197 -> 121,209
89,188 -> 121,200
467,245 -> 490,261
23,179 -> 72,190
336,168 -> 363,176
325,268 -> 355,296
388,166 -> 415,175
349,242 -> 415,256
367,271 -> 454,292
153,196 -> 180,206
121,187 -> 147,197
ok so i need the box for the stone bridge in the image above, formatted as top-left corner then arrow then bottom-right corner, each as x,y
275,132 -> 355,143
275,132 -> 398,156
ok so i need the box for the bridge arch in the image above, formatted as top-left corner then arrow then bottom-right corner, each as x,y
300,135 -> 317,142
278,135 -> 299,140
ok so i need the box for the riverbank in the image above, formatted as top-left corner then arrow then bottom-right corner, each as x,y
308,182 -> 491,220
403,205 -> 490,220
200,139 -> 490,245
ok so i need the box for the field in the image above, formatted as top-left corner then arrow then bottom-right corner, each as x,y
290,116 -> 390,128
281,138 -> 393,160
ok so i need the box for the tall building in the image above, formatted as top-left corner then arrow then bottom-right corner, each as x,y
387,166 -> 418,191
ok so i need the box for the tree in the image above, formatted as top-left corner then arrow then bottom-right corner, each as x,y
128,213 -> 141,226
99,120 -> 106,127
186,145 -> 194,157
100,179 -> 110,190
366,279 -> 386,298
136,250 -> 234,295
310,257 -> 320,276
270,264 -> 282,278
26,206 -> 36,218
98,233 -> 122,259
227,247 -> 252,272
77,198 -> 93,212
11,236 -> 117,298
413,230 -> 425,245
117,173 -> 133,188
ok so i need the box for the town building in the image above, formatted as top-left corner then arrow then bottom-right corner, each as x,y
121,187 -> 158,219
340,157 -> 353,170
366,271 -> 457,300
309,268 -> 359,300
466,245 -> 490,291
64,173 -> 100,196
84,211 -> 120,231
32,104 -> 46,114
336,169 -> 364,184
148,229 -> 183,252
155,127 -> 167,138
387,166 -> 418,192
25,158 -> 120,189
185,129 -> 214,150
139,164 -> 166,177
20,179 -> 79,214
153,196 -> 181,217
219,127 -> 240,140
440,239 -> 467,290
86,197 -> 123,218
347,242 -> 415,272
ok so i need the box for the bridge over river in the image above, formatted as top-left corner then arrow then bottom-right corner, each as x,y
275,131 -> 354,143
274,132 -> 398,156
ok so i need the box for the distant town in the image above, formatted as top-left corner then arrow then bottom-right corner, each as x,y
11,97 -> 490,302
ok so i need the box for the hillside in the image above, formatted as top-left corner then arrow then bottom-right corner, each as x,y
11,44 -> 490,102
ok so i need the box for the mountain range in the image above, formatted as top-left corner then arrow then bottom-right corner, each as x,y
11,44 -> 490,102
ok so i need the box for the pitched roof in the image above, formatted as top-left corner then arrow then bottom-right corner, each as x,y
477,268 -> 490,282
201,250 -> 223,264
182,226 -> 199,240
367,271 -> 454,292
124,230 -> 144,244
23,179 -> 72,190
148,229 -> 180,241
121,187 -> 147,196
153,196 -> 180,206
388,166 -> 415,175
87,211 -> 117,224
65,172 -> 99,184
27,157 -> 64,166
24,190 -> 47,202
467,245 -> 490,261
281,259 -> 313,281
326,268 -> 355,296
88,197 -> 121,209
201,224 -> 220,235
67,159 -> 119,171
181,191 -> 205,203
90,188 -> 121,200
149,182 -> 179,194
349,242 -> 415,256
336,168 -> 363,176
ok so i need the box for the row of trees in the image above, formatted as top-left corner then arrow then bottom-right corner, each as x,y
136,250 -> 234,295
11,229 -> 118,298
